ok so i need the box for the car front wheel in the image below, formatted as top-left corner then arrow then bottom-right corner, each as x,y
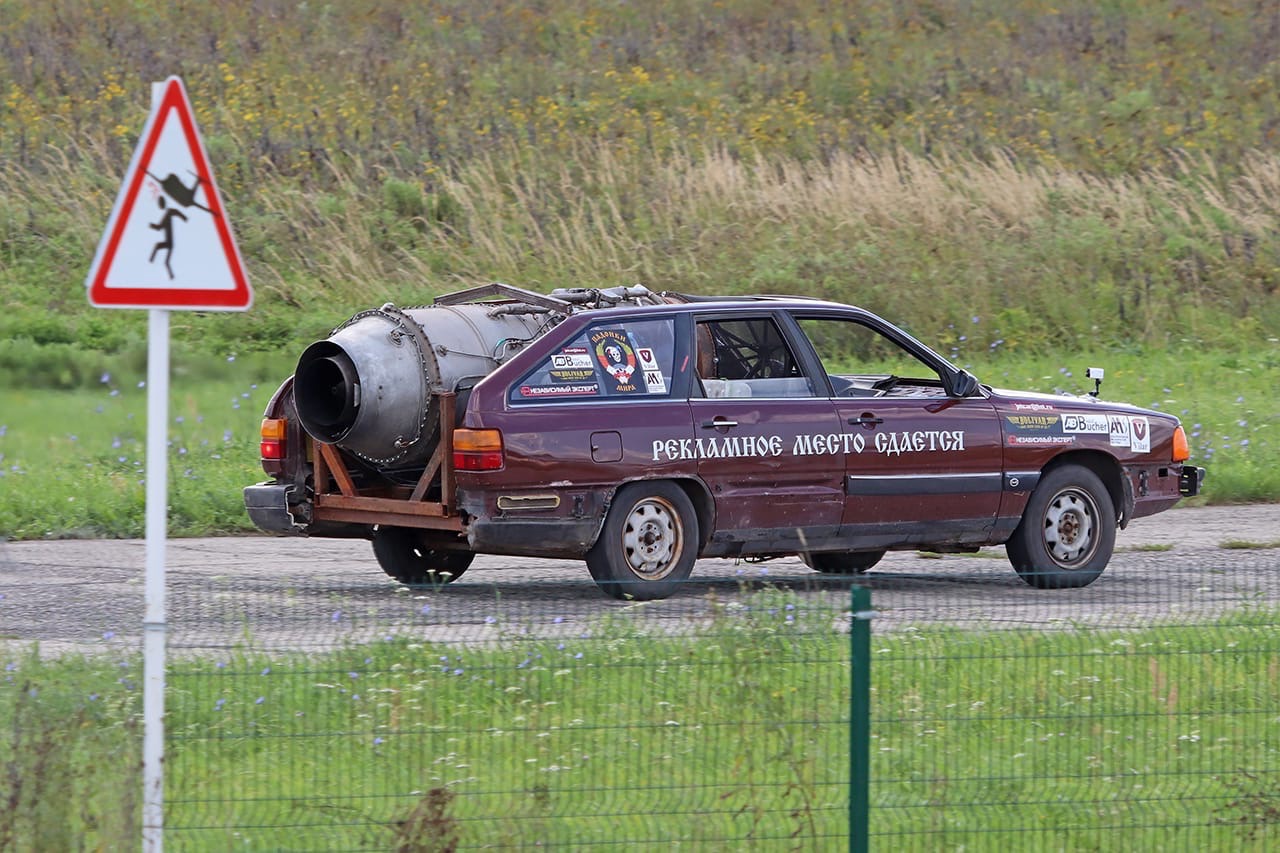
586,482 -> 698,600
1006,464 -> 1116,589
372,526 -> 474,585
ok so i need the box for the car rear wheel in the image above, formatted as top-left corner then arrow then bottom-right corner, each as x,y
372,526 -> 474,585
1006,464 -> 1115,589
586,482 -> 698,600
801,550 -> 885,574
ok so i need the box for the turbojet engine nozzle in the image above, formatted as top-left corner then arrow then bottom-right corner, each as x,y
291,302 -> 548,470
294,342 -> 361,442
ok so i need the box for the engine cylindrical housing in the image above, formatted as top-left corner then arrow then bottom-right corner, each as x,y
294,302 -> 547,469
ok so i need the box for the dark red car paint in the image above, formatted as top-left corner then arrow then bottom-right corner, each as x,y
247,293 -> 1202,593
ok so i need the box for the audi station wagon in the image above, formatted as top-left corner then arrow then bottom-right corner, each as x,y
245,284 -> 1205,600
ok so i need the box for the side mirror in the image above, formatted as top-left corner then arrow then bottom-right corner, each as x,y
951,370 -> 980,398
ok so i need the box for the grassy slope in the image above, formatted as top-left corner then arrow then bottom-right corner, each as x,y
0,0 -> 1276,533
2,0 -> 1278,359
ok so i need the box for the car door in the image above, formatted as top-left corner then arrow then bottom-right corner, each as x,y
684,314 -> 845,551
791,313 -> 1004,546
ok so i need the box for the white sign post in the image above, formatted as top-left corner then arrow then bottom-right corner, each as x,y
142,307 -> 169,851
85,76 -> 251,852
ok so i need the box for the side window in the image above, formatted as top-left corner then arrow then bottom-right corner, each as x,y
796,317 -> 946,397
694,317 -> 815,398
511,318 -> 676,403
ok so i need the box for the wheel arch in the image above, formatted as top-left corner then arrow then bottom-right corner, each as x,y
1041,450 -> 1129,523
602,476 -> 715,553
672,477 -> 716,552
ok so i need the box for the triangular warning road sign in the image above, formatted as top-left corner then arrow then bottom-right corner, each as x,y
87,76 -> 252,311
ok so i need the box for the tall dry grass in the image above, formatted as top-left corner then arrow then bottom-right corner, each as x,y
3,139 -> 1278,353
3,0 -> 1279,355
414,143 -> 1279,349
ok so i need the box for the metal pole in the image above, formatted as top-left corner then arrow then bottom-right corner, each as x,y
849,586 -> 872,853
142,307 -> 170,852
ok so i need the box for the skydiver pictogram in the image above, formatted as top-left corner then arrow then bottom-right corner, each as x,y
149,196 -> 187,279
145,170 -> 218,280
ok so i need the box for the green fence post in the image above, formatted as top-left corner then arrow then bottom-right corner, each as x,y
850,585 -> 872,853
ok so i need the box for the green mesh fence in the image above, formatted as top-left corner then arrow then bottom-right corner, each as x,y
2,537 -> 1278,850
160,575 -> 851,849
862,550 -> 1280,851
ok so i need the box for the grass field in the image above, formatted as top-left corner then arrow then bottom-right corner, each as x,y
0,374 -> 273,540
0,343 -> 1272,541
2,602 -> 1276,849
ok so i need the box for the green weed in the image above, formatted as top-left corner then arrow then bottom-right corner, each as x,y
0,343 -> 1273,541
1221,540 -> 1280,551
3,604 -> 1276,848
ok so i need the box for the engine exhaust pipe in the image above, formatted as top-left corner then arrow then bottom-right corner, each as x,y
292,302 -> 548,469
294,342 -> 360,441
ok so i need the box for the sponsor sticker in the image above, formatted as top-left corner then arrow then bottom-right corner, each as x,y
1108,415 -> 1130,447
1013,402 -> 1056,412
590,328 -> 640,392
548,347 -> 596,382
1008,434 -> 1076,446
636,346 -> 667,393
1129,416 -> 1150,453
1005,414 -> 1060,430
1061,412 -> 1109,434
519,383 -> 599,398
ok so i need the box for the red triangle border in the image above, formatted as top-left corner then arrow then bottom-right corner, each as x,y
87,77 -> 252,311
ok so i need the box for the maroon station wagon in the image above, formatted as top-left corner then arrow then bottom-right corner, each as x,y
245,284 -> 1205,600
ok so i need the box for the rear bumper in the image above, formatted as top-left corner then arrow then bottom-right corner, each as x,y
457,485 -> 607,558
244,482 -> 305,534
1179,466 -> 1206,497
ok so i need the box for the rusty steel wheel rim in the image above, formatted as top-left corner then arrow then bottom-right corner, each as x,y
620,496 -> 683,580
1041,486 -> 1100,569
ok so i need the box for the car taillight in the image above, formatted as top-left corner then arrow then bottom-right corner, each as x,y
260,418 -> 287,460
454,428 -> 504,471
1172,425 -> 1190,462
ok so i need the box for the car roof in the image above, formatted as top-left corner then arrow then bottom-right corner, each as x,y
597,293 -> 874,322
433,282 -> 865,319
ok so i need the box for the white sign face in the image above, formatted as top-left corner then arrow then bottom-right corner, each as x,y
87,77 -> 251,311
1129,416 -> 1151,453
636,346 -> 667,393
1061,412 -> 1109,434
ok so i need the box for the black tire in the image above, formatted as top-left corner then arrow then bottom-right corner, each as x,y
372,527 -> 474,585
801,550 -> 885,574
1006,464 -> 1116,589
586,482 -> 699,601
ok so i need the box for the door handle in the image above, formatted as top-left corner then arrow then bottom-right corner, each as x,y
702,418 -> 738,429
848,414 -> 883,427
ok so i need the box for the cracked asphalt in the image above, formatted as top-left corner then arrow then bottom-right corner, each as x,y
2,504 -> 1277,655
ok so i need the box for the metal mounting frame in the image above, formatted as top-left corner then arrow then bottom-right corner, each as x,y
311,392 -> 464,532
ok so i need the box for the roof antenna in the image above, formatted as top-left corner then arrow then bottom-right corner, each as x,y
1086,367 -> 1104,398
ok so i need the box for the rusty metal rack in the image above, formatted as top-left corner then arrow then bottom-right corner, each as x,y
310,392 -> 464,532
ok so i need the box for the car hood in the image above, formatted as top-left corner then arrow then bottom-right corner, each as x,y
987,387 -> 1178,423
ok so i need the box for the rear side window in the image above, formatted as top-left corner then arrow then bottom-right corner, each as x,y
694,317 -> 815,398
511,318 -> 677,403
